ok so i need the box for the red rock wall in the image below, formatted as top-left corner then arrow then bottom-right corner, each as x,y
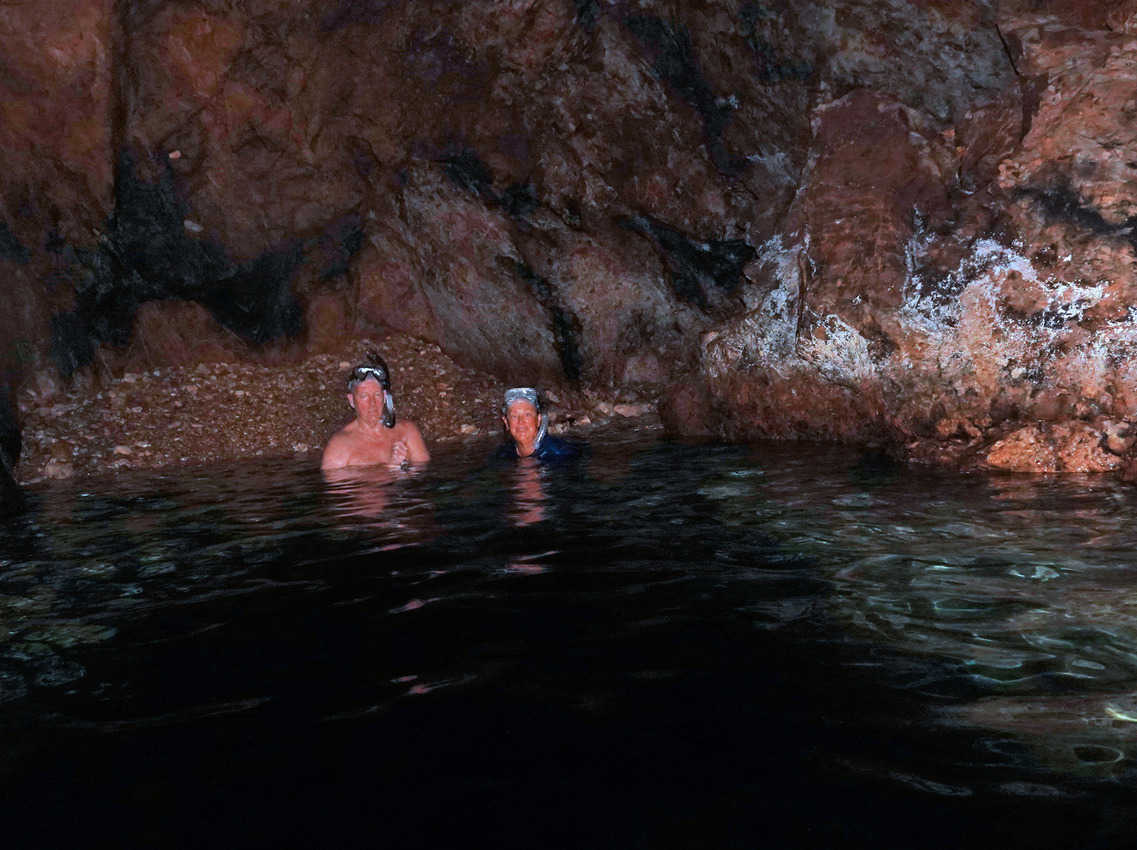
6,0 -> 1137,475
690,0 -> 1137,474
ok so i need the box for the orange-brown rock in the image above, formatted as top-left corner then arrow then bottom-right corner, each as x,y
985,422 -> 1120,474
9,0 -> 1137,492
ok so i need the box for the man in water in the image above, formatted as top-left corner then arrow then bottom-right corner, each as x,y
496,387 -> 579,461
321,353 -> 430,470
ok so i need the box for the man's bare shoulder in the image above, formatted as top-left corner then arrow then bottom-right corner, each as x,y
321,424 -> 363,469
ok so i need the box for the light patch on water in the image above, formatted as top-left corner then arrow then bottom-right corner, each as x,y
1105,701 -> 1137,722
1070,657 -> 1107,671
503,561 -> 548,575
1023,634 -> 1077,651
1009,565 -> 1062,582
888,770 -> 973,797
998,782 -> 1067,797
832,493 -> 874,508
697,482 -> 757,500
390,598 -> 434,614
742,597 -> 814,629
403,672 -> 477,696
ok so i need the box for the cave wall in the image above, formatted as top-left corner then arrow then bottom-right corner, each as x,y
685,0 -> 1137,473
6,0 -> 801,391
6,0 -> 1137,485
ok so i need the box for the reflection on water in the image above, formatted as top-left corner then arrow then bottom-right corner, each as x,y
5,431 -> 1137,845
507,458 -> 548,527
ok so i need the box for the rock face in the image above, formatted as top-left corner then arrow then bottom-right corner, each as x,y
690,0 -> 1137,474
5,0 -> 1137,480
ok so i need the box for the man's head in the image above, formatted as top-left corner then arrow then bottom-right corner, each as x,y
347,353 -> 396,428
347,354 -> 391,393
502,387 -> 546,450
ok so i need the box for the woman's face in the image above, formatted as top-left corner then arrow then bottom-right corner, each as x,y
504,400 -> 540,448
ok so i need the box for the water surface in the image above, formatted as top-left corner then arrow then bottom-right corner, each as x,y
3,429 -> 1137,848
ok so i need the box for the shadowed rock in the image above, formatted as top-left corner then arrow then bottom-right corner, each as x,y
625,14 -> 745,175
501,258 -> 584,382
0,222 -> 29,265
0,384 -> 24,517
618,215 -> 755,312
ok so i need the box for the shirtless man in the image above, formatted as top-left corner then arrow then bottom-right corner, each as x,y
321,354 -> 430,470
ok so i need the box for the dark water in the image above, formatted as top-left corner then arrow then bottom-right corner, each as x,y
4,429 -> 1137,848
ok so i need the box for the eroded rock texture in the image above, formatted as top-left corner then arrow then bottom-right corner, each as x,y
5,0 -> 1137,484
691,0 -> 1137,474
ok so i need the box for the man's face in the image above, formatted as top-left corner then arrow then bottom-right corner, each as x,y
348,377 -> 385,427
504,400 -> 540,446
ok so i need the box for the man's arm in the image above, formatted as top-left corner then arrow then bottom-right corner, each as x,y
402,422 -> 431,464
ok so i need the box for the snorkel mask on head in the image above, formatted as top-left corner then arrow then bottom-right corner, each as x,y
503,387 -> 547,448
348,353 -> 397,428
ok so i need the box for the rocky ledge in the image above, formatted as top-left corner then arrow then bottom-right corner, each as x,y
14,333 -> 656,485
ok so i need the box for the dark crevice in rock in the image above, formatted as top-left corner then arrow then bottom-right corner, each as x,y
347,136 -> 380,178
0,471 -> 20,517
0,454 -> 22,517
108,151 -> 236,301
314,213 -> 365,281
559,198 -> 583,230
0,221 -> 29,265
740,3 -> 814,83
0,382 -> 22,485
110,0 -> 131,199
624,15 -> 746,176
1017,184 -> 1137,250
198,241 -> 305,344
1018,76 -> 1047,141
994,23 -> 1022,77
617,214 -> 755,312
502,183 -> 539,220
572,0 -> 600,30
320,0 -> 395,32
50,310 -> 98,379
440,149 -> 495,199
439,152 -> 541,222
500,257 -> 583,382
50,151 -> 306,377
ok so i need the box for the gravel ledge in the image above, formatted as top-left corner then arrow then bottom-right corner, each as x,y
15,335 -> 658,484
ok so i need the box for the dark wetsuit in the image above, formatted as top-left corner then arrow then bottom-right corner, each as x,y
494,434 -> 581,462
